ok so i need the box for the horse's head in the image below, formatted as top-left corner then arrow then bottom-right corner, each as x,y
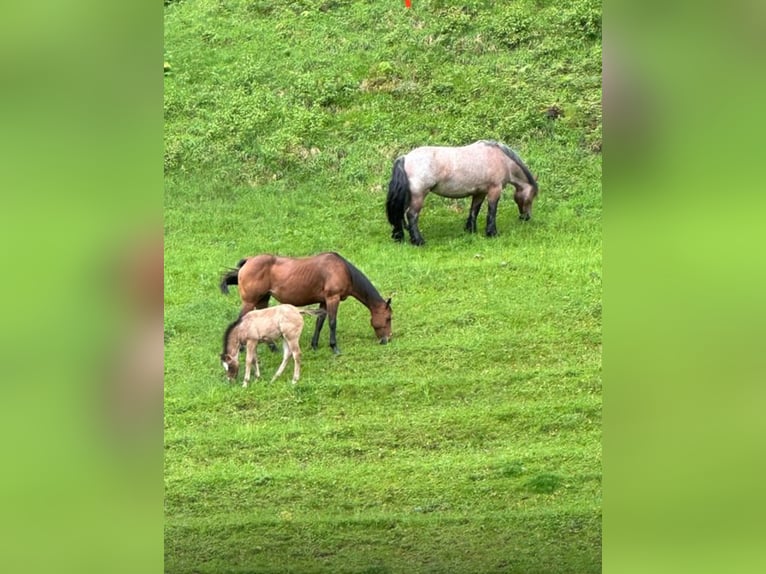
371,298 -> 393,344
514,184 -> 539,221
220,352 -> 240,380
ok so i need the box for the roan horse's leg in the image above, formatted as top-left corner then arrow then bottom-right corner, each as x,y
406,195 -> 426,246
465,194 -> 486,233
485,185 -> 502,237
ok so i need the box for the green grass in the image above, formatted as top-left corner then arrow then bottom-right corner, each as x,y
165,0 -> 601,572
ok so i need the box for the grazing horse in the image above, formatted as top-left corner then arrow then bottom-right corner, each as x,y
220,304 -> 324,386
386,140 -> 538,245
220,252 -> 392,355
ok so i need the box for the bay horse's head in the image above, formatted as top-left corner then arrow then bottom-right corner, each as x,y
220,352 -> 240,381
371,298 -> 393,344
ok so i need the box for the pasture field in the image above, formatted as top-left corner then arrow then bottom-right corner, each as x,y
164,1 -> 601,572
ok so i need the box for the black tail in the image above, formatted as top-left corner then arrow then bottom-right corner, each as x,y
386,157 -> 410,242
219,258 -> 248,294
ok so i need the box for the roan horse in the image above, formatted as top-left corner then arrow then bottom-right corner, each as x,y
386,140 -> 539,245
220,252 -> 392,355
221,304 -> 324,386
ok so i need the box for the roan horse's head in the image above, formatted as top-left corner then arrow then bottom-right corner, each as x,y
371,298 -> 393,344
220,352 -> 239,381
514,178 -> 539,221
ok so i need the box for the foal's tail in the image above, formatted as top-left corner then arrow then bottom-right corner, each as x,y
386,157 -> 410,241
299,308 -> 327,318
219,258 -> 248,294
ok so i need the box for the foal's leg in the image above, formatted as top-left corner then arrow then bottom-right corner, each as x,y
485,185 -> 502,237
254,295 -> 278,353
270,339 -> 291,383
465,193 -> 486,233
290,342 -> 302,384
243,340 -> 260,387
406,194 -> 426,246
280,337 -> 302,384
311,303 -> 327,350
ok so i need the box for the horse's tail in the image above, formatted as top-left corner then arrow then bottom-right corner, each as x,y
219,258 -> 248,294
386,157 -> 410,241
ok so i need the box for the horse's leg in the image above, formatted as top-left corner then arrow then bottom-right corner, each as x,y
406,194 -> 426,246
485,186 -> 502,237
238,301 -> 255,319
243,340 -> 258,387
287,338 -> 301,384
326,297 -> 342,354
270,339 -> 291,383
292,344 -> 301,384
253,295 -> 278,353
311,302 -> 327,350
465,193 -> 486,233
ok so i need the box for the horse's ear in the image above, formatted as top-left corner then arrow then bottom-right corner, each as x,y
385,297 -> 392,308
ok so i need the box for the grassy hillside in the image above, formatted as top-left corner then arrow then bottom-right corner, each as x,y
164,1 -> 601,572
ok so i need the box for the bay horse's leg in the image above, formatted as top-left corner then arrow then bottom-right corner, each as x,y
326,297 -> 342,354
485,185 -> 502,237
238,301 -> 255,319
406,195 -> 426,246
465,193 -> 486,233
311,303 -> 327,350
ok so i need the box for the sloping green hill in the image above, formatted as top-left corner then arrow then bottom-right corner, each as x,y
164,1 -> 601,572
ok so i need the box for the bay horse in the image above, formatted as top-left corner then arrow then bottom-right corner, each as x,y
220,252 -> 392,355
220,304 -> 324,386
386,140 -> 538,245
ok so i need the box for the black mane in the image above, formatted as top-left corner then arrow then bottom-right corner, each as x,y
331,253 -> 384,305
481,140 -> 538,189
221,316 -> 242,356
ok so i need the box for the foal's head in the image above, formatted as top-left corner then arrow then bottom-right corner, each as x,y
221,317 -> 242,380
371,298 -> 393,344
220,352 -> 239,381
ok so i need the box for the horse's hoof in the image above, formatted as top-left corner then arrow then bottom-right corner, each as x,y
411,238 -> 425,246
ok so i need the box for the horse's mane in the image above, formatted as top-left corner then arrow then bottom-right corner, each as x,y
331,253 -> 384,304
482,140 -> 538,189
222,316 -> 242,355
